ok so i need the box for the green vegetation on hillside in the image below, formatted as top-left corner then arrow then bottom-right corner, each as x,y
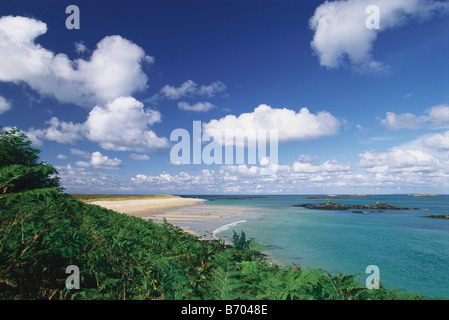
0,127 -> 434,300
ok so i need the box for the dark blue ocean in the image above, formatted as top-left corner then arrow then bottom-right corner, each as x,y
180,194 -> 449,298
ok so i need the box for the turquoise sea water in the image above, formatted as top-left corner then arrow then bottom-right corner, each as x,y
180,195 -> 449,298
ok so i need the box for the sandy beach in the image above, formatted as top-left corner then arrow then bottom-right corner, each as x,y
89,197 -> 206,217
89,196 -> 251,239
89,197 -> 211,236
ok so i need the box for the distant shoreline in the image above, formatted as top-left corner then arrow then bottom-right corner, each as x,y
69,193 -> 184,202
306,194 -> 371,199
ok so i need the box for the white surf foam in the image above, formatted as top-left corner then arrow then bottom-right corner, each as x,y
212,220 -> 247,238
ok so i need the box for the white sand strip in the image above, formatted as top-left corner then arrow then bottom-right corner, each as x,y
89,197 -> 206,217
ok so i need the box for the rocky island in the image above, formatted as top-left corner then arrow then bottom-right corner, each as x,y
293,201 -> 410,211
422,215 -> 449,219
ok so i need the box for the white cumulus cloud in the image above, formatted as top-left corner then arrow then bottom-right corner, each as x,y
426,104 -> 449,129
178,101 -> 215,112
380,104 -> 449,130
158,80 -> 227,100
0,96 -> 11,114
380,111 -> 425,131
75,151 -> 123,169
292,159 -> 351,173
358,148 -> 442,173
202,104 -> 340,145
74,41 -> 88,54
421,131 -> 449,150
0,15 -> 153,106
27,97 -> 169,153
309,0 -> 449,73
26,117 -> 85,145
85,96 -> 169,152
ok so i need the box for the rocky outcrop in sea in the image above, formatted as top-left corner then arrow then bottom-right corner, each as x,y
293,201 -> 410,211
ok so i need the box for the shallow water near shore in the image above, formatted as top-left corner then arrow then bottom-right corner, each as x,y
156,202 -> 262,240
175,195 -> 449,298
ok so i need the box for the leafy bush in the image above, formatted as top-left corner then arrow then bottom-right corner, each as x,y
0,127 -> 40,167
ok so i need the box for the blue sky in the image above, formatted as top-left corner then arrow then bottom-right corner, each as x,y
1,0 -> 449,194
